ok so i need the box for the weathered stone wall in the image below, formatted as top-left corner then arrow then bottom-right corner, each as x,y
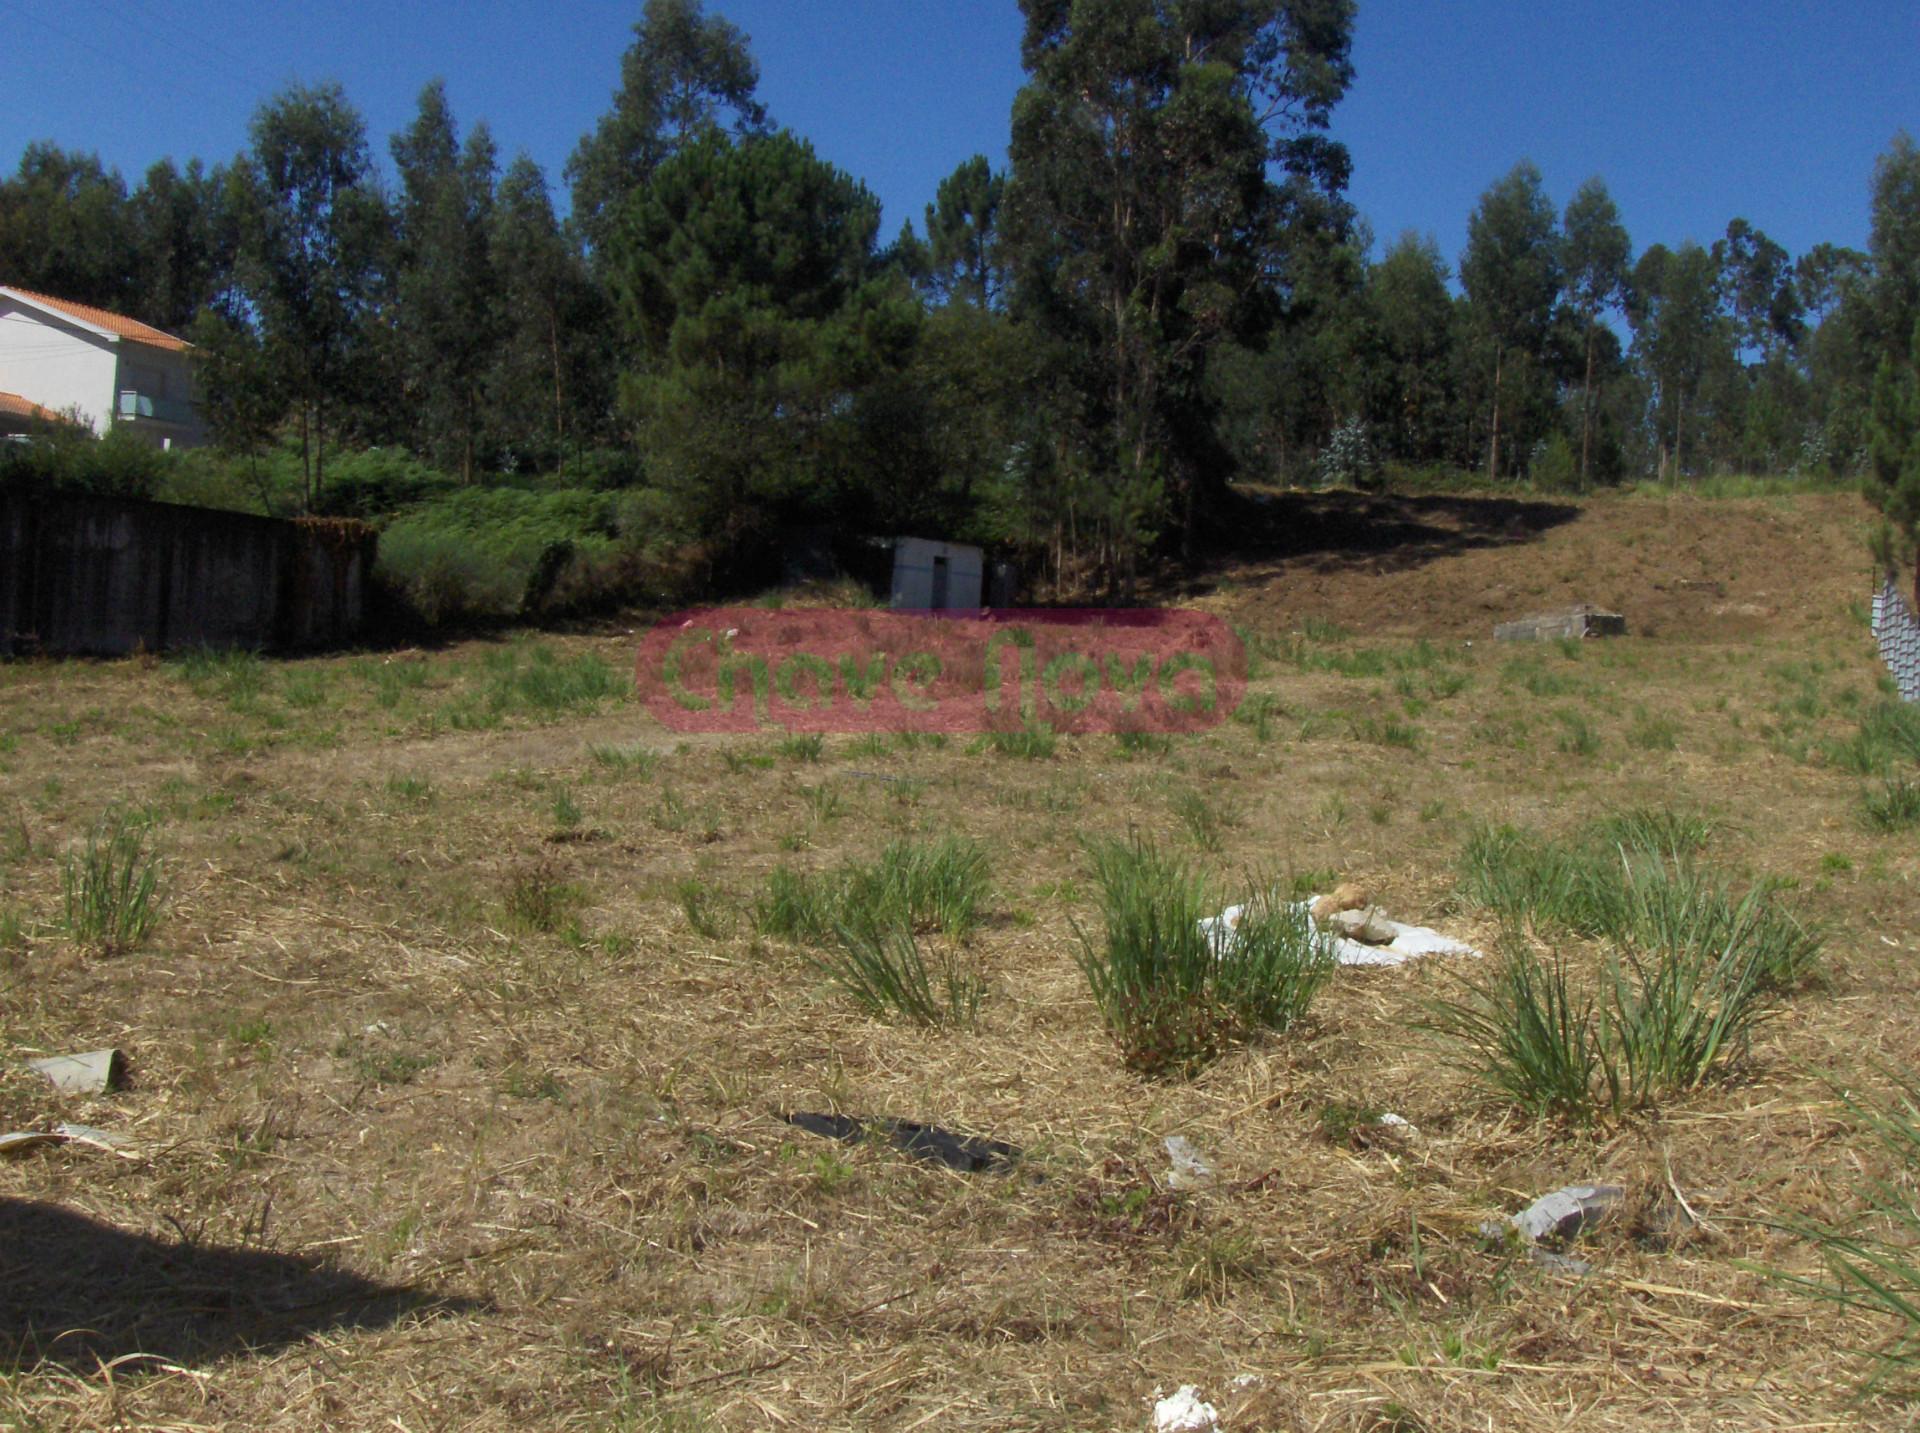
0,491 -> 373,656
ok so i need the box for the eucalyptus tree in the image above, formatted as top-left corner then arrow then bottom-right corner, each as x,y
1002,0 -> 1357,584
567,0 -> 767,265
1459,162 -> 1561,482
1561,178 -> 1630,485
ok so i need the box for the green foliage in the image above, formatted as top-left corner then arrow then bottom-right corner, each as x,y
62,813 -> 163,954
377,487 -> 629,622
1424,931 -> 1776,1121
1791,1070 -> 1920,1388
608,126 -> 918,546
1075,836 -> 1335,1077
756,837 -> 992,945
503,861 -> 577,934
808,922 -> 981,1028
0,423 -> 171,498
1315,419 -> 1383,491
973,725 -> 1057,759
676,876 -> 731,938
1825,699 -> 1920,774
1458,821 -> 1821,994
1863,776 -> 1920,832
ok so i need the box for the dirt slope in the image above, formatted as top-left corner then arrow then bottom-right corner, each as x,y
1184,487 -> 1877,642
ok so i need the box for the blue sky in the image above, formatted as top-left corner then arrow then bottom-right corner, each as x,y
3,0 -> 1915,277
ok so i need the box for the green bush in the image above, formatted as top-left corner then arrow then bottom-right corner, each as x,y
376,488 -> 622,622
0,423 -> 169,499
1863,776 -> 1920,832
1076,836 -> 1334,1077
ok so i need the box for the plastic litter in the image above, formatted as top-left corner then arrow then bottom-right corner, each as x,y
1163,1135 -> 1214,1191
0,1123 -> 137,1158
24,1048 -> 124,1094
1152,1385 -> 1221,1432
1200,898 -> 1480,967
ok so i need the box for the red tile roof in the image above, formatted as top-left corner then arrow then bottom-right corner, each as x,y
0,390 -> 68,424
0,285 -> 192,352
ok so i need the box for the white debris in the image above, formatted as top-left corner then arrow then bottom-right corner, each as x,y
1482,1184 -> 1624,1246
1229,1372 -> 1265,1390
1200,899 -> 1481,968
1163,1135 -> 1215,1191
1152,1385 -> 1221,1432
1376,1112 -> 1419,1138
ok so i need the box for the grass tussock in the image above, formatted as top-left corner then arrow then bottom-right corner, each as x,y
1862,776 -> 1920,833
1423,933 -> 1776,1122
1075,835 -> 1334,1077
1457,817 -> 1820,993
807,922 -> 981,1028
1825,700 -> 1920,775
1791,1071 -> 1920,1389
61,813 -> 163,955
756,836 -> 992,945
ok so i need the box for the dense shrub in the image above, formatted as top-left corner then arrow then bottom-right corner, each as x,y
0,424 -> 168,498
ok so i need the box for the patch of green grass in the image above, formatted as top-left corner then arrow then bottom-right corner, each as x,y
591,744 -> 660,779
1627,709 -> 1679,751
173,646 -> 267,706
757,836 -> 992,944
779,734 -> 825,763
1554,710 -> 1601,757
503,860 -> 579,934
1789,1070 -> 1920,1389
799,785 -> 845,824
1233,693 -> 1281,742
1115,729 -> 1174,758
1423,931 -> 1777,1122
1171,787 -> 1238,853
677,876 -> 731,938
0,906 -> 28,954
1827,701 -> 1920,775
1587,806 -> 1718,859
1075,836 -> 1335,1077
972,725 -> 1058,760
808,922 -> 981,1027
480,644 -> 624,717
280,668 -> 333,709
551,786 -> 583,832
353,657 -> 432,710
61,813 -> 163,955
722,748 -> 776,774
386,774 -> 433,804
1863,776 -> 1920,833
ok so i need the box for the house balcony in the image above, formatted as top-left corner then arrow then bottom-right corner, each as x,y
117,390 -> 195,426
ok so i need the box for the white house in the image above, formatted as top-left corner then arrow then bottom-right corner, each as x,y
0,285 -> 205,448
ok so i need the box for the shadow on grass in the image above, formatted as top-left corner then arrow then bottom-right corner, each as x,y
0,1198 -> 482,1373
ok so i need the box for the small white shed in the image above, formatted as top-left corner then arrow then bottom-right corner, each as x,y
889,538 -> 984,611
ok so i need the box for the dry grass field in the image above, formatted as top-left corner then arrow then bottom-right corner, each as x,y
3,487 -> 1919,1431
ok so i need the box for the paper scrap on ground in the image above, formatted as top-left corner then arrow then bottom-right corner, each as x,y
0,1124 -> 137,1158
24,1048 -> 124,1094
1163,1135 -> 1214,1191
1199,899 -> 1481,967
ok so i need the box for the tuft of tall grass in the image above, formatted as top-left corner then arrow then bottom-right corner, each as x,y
62,814 -> 164,954
974,725 -> 1057,759
503,860 -> 577,934
1424,933 -> 1776,1121
676,876 -> 731,938
1789,1071 -> 1920,1388
590,744 -> 659,779
808,921 -> 981,1027
1863,776 -> 1920,833
779,734 -> 825,763
1075,836 -> 1333,1077
1171,787 -> 1238,853
1826,700 -> 1920,775
761,836 -> 994,945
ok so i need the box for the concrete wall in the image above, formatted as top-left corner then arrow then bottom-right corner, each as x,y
0,492 -> 373,656
890,538 -> 984,610
0,297 -> 117,434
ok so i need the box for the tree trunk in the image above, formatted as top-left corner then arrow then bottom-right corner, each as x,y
1486,346 -> 1504,483
1580,323 -> 1597,487
299,406 -> 312,513
548,306 -> 567,478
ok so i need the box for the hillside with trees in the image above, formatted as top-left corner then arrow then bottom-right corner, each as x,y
4,0 -> 1918,610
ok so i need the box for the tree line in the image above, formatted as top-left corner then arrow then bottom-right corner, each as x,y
3,0 -> 1918,596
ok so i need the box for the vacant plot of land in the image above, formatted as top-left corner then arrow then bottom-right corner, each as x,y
2,489 -> 1916,1431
